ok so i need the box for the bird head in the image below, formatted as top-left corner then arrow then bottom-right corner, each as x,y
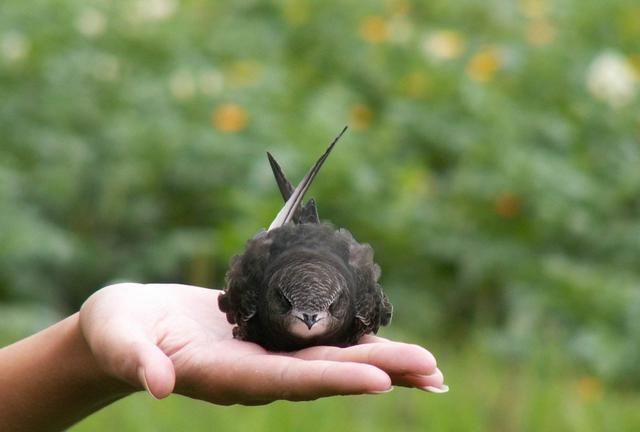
265,253 -> 351,340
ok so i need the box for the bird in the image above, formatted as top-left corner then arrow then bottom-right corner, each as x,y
217,127 -> 393,351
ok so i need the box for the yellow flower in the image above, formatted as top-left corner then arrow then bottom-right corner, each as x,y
359,16 -> 389,44
422,31 -> 465,61
212,104 -> 248,133
466,47 -> 502,82
495,193 -> 522,219
526,18 -> 556,46
576,376 -> 603,402
349,104 -> 374,129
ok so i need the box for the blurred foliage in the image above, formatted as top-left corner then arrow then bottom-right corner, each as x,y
2,0 -> 640,397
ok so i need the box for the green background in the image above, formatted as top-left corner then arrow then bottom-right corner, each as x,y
2,0 -> 640,430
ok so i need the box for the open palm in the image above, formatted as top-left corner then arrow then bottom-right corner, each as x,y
80,283 -> 445,405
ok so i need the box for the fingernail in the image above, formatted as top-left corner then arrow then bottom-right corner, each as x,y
421,384 -> 449,394
368,386 -> 395,394
138,367 -> 160,400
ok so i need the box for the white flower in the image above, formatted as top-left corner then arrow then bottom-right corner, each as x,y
421,30 -> 464,61
76,9 -> 107,37
134,0 -> 177,21
1,31 -> 30,63
586,51 -> 637,108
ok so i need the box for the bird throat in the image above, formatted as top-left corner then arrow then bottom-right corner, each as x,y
287,316 -> 331,338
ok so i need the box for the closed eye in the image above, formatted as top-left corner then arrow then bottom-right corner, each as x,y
329,297 -> 344,316
278,289 -> 292,310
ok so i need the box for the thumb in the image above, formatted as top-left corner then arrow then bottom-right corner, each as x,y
135,343 -> 176,400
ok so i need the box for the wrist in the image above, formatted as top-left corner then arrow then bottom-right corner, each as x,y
64,312 -> 137,400
0,313 -> 135,431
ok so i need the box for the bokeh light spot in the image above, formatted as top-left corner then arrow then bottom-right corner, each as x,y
495,193 -> 522,219
212,104 -> 248,133
349,104 -> 375,129
422,31 -> 465,61
467,47 -> 502,82
359,16 -> 389,44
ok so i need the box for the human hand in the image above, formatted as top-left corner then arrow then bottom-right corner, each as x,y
80,283 -> 447,405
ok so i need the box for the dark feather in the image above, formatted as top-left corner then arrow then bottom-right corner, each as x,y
218,127 -> 392,351
267,152 -> 320,224
268,126 -> 347,230
267,152 -> 294,200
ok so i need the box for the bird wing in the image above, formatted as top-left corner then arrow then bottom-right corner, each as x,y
297,199 -> 320,224
268,126 -> 347,231
267,151 -> 295,201
339,228 -> 393,333
267,153 -> 320,224
267,152 -> 322,224
219,231 -> 273,326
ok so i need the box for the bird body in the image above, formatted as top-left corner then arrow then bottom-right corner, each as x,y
218,128 -> 392,351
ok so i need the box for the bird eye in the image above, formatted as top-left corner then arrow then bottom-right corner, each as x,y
329,297 -> 342,316
277,290 -> 292,311
329,301 -> 337,314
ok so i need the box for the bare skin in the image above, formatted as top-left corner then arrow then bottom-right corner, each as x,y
0,283 -> 446,431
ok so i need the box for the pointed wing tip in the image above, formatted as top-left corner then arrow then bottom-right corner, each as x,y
321,126 -> 349,160
268,126 -> 347,230
336,125 -> 349,141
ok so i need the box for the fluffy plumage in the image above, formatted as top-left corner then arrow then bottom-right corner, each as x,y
218,128 -> 392,351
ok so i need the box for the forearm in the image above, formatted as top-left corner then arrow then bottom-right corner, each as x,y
0,313 -> 134,432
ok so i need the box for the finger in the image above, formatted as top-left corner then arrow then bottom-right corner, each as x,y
388,368 -> 446,390
135,343 -> 176,400
221,355 -> 392,403
292,342 -> 437,377
358,334 -> 391,344
85,323 -> 176,400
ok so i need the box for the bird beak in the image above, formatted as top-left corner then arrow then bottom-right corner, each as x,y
293,311 -> 326,330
